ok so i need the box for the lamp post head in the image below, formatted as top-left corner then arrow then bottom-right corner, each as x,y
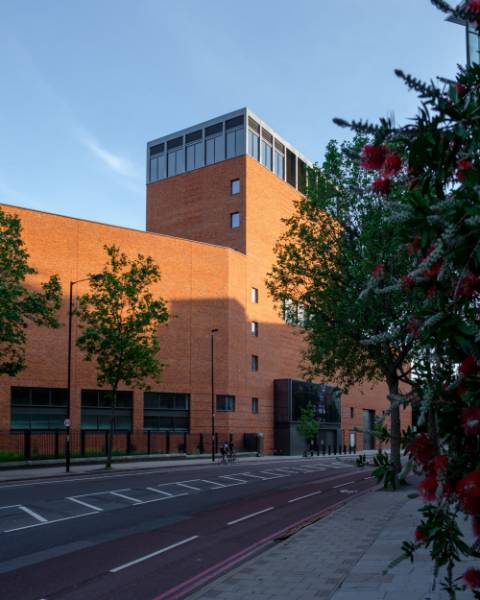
211,328 -> 219,334
92,273 -> 105,282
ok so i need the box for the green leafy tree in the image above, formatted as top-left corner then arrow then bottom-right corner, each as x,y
267,136 -> 418,474
297,403 -> 319,450
0,207 -> 61,376
75,245 -> 169,468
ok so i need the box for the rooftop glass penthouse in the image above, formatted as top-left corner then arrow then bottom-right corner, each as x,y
147,108 -> 313,191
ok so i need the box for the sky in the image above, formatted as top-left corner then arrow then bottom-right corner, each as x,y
0,0 -> 465,231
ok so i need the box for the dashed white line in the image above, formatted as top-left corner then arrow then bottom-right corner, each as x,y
201,479 -> 226,488
132,492 -> 188,506
227,507 -> 274,526
288,490 -> 323,503
19,505 -> 47,523
67,497 -> 103,512
219,475 -> 248,485
109,535 -> 199,573
333,481 -> 355,489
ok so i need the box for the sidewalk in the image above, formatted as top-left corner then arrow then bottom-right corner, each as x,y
0,452 -> 378,482
189,485 -> 477,600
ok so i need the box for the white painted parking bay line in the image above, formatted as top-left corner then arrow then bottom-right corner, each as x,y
288,490 -> 323,504
176,482 -> 202,491
201,479 -> 226,488
110,535 -> 199,573
19,505 -> 47,523
67,497 -> 103,512
219,475 -> 248,484
133,492 -> 188,506
110,491 -> 142,503
333,481 -> 355,489
4,510 -> 99,533
147,487 -> 172,496
227,507 -> 274,526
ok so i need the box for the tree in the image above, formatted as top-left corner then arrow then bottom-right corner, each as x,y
297,403 -> 319,451
75,245 -> 169,468
267,135 -> 418,474
332,0 -> 480,594
0,207 -> 61,376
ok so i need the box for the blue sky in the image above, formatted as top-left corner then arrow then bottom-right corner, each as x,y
0,1 -> 464,230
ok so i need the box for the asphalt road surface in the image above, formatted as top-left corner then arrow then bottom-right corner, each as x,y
0,457 -> 375,599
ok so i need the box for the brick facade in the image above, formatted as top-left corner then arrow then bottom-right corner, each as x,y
0,154 -> 410,453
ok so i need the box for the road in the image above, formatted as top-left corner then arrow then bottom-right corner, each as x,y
0,457 -> 375,599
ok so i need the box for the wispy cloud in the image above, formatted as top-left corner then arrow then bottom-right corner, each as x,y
79,133 -> 141,179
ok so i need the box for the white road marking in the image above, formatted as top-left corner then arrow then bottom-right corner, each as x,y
259,471 -> 287,479
109,535 -> 199,573
4,511 -> 99,533
19,505 -> 47,523
110,491 -> 142,503
146,486 -> 172,496
219,475 -> 248,485
227,507 -> 275,526
364,476 -> 375,480
201,479 -> 226,488
0,504 -> 21,510
340,489 -> 356,494
238,472 -> 267,480
288,490 -> 323,503
176,482 -> 202,491
333,481 -> 355,489
67,497 -> 103,512
132,493 -> 188,506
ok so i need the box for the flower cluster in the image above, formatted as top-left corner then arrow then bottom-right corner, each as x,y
360,144 -> 402,196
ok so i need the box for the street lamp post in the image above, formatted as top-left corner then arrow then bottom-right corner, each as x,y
210,328 -> 218,463
66,274 -> 104,473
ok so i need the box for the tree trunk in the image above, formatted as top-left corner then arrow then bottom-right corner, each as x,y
388,378 -> 402,474
106,388 -> 117,469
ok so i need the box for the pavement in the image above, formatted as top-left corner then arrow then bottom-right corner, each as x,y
189,483 -> 478,600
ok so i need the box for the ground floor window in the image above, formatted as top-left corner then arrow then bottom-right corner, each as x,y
81,390 -> 133,431
144,392 -> 190,431
11,387 -> 67,430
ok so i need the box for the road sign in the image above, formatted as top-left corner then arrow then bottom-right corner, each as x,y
64,418 -> 71,428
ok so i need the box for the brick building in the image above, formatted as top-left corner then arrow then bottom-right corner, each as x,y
0,108 -> 410,454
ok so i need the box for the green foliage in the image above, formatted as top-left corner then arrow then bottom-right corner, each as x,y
76,245 -> 169,392
335,1 -> 480,594
75,245 -> 169,466
296,403 -> 319,444
0,207 -> 62,376
372,449 -> 398,490
267,135 -> 419,472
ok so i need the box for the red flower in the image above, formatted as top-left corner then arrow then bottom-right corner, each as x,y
406,318 -> 420,337
372,177 -> 390,195
414,527 -> 428,543
456,159 -> 474,182
424,259 -> 442,279
459,356 -> 480,377
381,153 -> 402,176
360,145 -> 388,170
458,274 -> 480,298
462,495 -> 480,515
434,455 -> 448,474
401,275 -> 415,290
406,434 -> 435,466
457,470 -> 480,499
462,408 -> 480,435
371,264 -> 384,277
467,0 -> 480,14
427,285 -> 437,298
464,568 -> 480,590
455,82 -> 467,96
419,476 -> 437,501
406,236 -> 421,256
473,516 -> 480,537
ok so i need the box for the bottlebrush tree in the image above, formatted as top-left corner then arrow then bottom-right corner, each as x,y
334,0 -> 480,596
